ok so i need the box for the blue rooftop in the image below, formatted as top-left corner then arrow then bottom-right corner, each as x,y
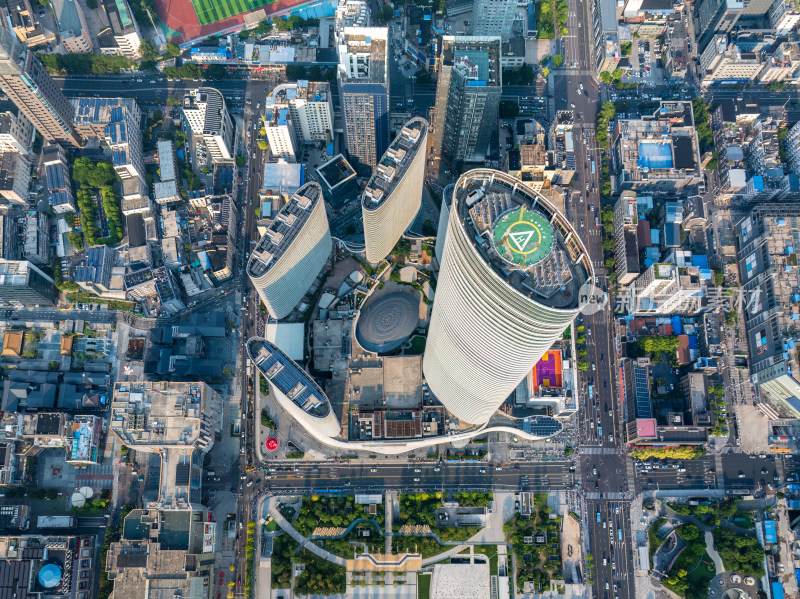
638,142 -> 673,169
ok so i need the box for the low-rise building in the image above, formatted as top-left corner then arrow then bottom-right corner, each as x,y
107,509 -> 215,597
0,535 -> 96,598
153,180 -> 181,205
110,382 -> 222,510
21,211 -> 49,266
5,0 -> 57,47
43,144 -> 76,214
613,101 -> 702,192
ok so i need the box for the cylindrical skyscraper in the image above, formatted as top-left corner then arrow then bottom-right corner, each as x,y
423,169 -> 594,425
247,182 -> 332,320
362,118 -> 428,264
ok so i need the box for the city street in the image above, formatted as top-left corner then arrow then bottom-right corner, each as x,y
256,461 -> 576,493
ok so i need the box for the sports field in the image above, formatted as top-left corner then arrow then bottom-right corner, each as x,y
191,0 -> 277,25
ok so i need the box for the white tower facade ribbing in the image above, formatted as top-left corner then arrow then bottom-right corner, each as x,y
423,169 -> 594,425
362,117 -> 428,264
247,182 -> 332,320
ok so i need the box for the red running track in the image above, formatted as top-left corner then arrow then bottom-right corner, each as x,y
155,0 -> 316,44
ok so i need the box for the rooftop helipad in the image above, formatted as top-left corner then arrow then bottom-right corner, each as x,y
492,206 -> 553,268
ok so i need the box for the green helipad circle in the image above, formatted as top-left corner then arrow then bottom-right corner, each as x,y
493,206 -> 553,268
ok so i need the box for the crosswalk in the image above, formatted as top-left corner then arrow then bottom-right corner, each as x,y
581,446 -> 625,455
585,492 -> 627,500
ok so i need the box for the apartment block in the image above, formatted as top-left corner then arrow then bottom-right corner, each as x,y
0,101 -> 33,154
264,107 -> 297,161
0,27 -> 80,147
613,191 -> 641,286
431,36 -> 502,173
337,27 -> 390,174
98,0 -> 142,58
0,260 -> 57,305
0,151 -> 30,204
51,0 -> 93,53
181,87 -> 234,163
266,80 -> 333,145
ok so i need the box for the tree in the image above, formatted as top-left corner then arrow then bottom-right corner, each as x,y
676,524 -> 700,542
378,3 -> 393,22
139,39 -> 160,62
178,63 -> 200,79
201,166 -> 211,174
541,66 -> 549,77
72,158 -> 118,187
713,267 -> 724,286
257,140 -> 268,151
166,42 -> 181,58
552,54 -> 564,67
256,19 -> 273,36
600,71 -> 612,84
285,64 -> 307,81
692,97 -> 714,154
236,155 -> 246,167
612,68 -> 622,80
621,41 -> 632,56
273,17 -> 292,30
204,64 -> 226,79
499,100 -> 519,118
67,231 -> 85,250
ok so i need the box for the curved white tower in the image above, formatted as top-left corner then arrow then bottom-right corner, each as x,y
423,169 -> 595,425
247,182 -> 331,320
247,337 -> 341,438
362,118 -> 428,264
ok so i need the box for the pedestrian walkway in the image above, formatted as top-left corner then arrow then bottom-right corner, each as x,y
705,530 -> 723,573
420,543 -> 468,567
385,491 -> 393,555
267,500 -> 347,566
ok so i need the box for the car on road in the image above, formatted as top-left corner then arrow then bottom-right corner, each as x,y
738,471 -> 746,478
370,468 -> 377,473
413,478 -> 420,482
414,469 -> 421,473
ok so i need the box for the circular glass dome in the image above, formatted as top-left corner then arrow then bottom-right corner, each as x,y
38,564 -> 62,588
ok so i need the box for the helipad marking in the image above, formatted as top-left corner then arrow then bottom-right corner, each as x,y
509,230 -> 536,252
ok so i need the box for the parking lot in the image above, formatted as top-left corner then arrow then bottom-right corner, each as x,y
623,38 -> 666,85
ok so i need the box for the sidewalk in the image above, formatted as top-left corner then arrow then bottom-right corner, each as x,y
267,498 -> 347,566
704,531 -> 723,573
